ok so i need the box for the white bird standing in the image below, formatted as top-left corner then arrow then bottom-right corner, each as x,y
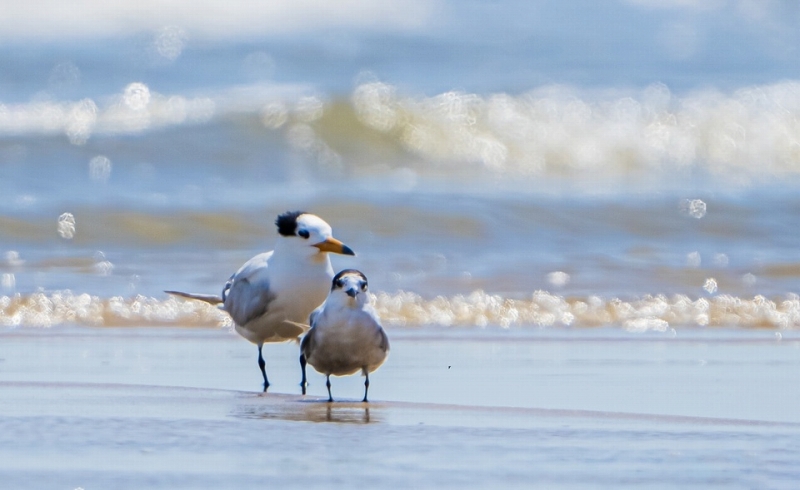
166,211 -> 354,391
300,269 -> 389,403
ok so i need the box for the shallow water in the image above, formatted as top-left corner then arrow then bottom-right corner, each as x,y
3,326 -> 799,421
1,328 -> 799,489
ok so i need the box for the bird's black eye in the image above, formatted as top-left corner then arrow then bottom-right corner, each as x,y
361,282 -> 367,291
298,229 -> 310,239
335,279 -> 344,288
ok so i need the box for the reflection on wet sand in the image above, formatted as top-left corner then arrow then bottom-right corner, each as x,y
232,397 -> 377,424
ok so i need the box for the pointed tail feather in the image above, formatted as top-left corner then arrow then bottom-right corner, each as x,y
284,320 -> 311,336
165,290 -> 224,305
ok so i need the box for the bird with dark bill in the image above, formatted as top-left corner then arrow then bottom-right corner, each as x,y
166,211 -> 354,391
300,269 -> 389,403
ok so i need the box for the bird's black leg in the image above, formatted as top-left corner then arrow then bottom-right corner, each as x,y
362,371 -> 370,403
300,353 -> 308,395
257,343 -> 269,392
326,375 -> 333,402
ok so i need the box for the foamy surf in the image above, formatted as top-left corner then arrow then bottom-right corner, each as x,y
6,79 -> 800,183
3,290 -> 800,331
348,80 -> 800,181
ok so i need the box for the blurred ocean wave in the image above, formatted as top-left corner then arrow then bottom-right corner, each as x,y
4,289 -> 800,331
5,80 -> 800,185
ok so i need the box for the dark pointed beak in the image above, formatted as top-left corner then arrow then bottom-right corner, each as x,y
346,288 -> 358,298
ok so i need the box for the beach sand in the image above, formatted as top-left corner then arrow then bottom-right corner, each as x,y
1,327 -> 799,489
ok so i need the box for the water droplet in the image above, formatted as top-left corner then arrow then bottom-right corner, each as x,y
1,273 -> 15,291
547,271 -> 570,288
65,98 -> 97,145
742,273 -> 757,287
703,277 -> 718,294
57,213 -> 76,240
261,102 -> 288,129
680,198 -> 707,218
713,253 -> 729,267
4,251 -> 23,267
93,251 -> 114,275
153,26 -> 187,61
94,261 -> 114,276
124,83 -> 151,111
89,155 -> 112,183
686,251 -> 702,268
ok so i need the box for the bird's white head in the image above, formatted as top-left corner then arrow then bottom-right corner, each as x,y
329,269 -> 370,307
275,211 -> 355,258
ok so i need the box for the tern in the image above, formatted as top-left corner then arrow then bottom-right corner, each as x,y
166,211 -> 354,391
300,269 -> 389,402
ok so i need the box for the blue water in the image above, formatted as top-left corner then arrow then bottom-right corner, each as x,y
2,1 -> 800,329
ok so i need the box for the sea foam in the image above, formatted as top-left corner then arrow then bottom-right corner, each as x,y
3,290 -> 800,331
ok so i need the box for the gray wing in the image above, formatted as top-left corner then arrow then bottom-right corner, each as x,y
221,251 -> 277,327
377,327 -> 390,353
301,305 -> 325,355
307,306 -> 323,330
363,305 -> 389,352
300,325 -> 317,358
223,276 -> 276,327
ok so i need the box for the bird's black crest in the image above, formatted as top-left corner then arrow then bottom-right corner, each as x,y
332,269 -> 368,290
275,211 -> 306,236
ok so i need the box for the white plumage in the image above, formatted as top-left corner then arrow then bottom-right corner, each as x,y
167,211 -> 354,391
301,269 -> 389,402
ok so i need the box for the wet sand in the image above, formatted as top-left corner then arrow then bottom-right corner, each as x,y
1,327 -> 799,488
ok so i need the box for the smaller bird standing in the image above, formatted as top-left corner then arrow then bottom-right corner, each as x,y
300,269 -> 389,403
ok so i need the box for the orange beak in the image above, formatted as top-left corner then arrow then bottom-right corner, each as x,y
313,237 -> 355,256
